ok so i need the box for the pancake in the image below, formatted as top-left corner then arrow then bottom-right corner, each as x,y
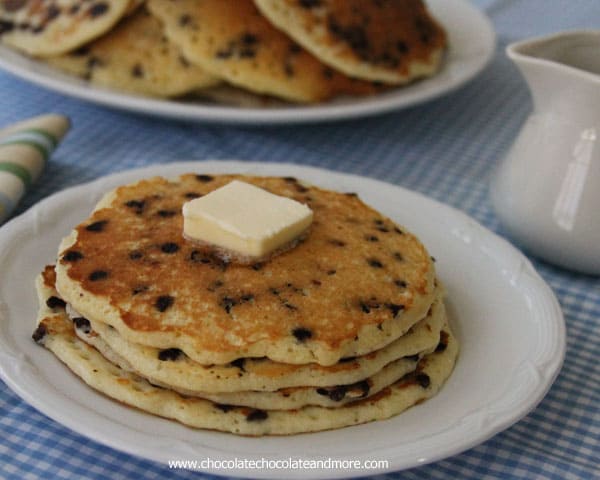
146,0 -> 381,103
54,174 -> 438,367
77,327 -> 427,409
254,0 -> 447,84
33,281 -> 458,435
192,84 -> 288,108
73,298 -> 443,393
46,8 -> 220,97
0,0 -> 139,57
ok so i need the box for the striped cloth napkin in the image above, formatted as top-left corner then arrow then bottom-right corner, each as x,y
0,114 -> 70,224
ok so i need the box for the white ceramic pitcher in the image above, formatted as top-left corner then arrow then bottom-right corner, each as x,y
490,30 -> 600,275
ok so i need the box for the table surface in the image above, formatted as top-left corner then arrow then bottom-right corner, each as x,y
1,1 -> 599,479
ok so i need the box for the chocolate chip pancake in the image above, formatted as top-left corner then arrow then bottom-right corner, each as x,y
50,261 -> 444,400
146,0 -> 381,103
55,174 -> 438,367
254,0 -> 447,84
46,8 -> 219,97
34,273 -> 458,435
0,0 -> 139,57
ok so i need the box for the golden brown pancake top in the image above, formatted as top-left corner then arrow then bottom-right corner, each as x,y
58,174 -> 435,363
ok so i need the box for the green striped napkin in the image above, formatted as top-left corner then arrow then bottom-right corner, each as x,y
0,114 -> 70,223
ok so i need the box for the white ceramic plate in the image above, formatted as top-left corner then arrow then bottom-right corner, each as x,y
0,0 -> 495,124
0,161 -> 564,478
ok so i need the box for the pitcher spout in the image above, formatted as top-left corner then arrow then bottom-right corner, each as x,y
507,30 -> 600,119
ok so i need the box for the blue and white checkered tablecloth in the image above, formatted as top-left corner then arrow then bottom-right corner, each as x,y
1,1 -> 599,478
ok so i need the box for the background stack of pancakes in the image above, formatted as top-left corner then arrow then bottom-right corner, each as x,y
33,174 -> 458,435
1,0 -> 447,103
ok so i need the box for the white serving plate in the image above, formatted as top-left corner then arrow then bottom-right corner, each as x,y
0,0 -> 495,124
0,161 -> 564,478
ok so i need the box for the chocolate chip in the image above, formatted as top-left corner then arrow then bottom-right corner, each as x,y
367,258 -> 383,268
329,239 -> 346,247
339,356 -> 356,363
365,235 -> 379,242
397,41 -> 409,54
376,226 -> 390,233
131,63 -> 144,78
394,227 -> 403,234
322,66 -> 334,78
394,279 -> 407,288
89,270 -> 108,281
85,220 -> 108,232
0,20 -> 15,35
431,256 -> 437,263
246,409 -> 268,422
46,4 -> 60,21
327,18 -> 369,60
230,358 -> 245,371
190,250 -> 211,264
157,210 -> 177,218
220,296 -> 237,314
416,373 -> 431,388
216,49 -> 232,59
241,33 -> 258,45
317,386 -> 347,402
63,250 -> 84,262
394,252 -> 404,261
161,242 -> 179,254
360,302 -> 371,314
299,0 -> 322,7
207,280 -> 223,292
184,191 -> 201,199
179,14 -> 191,26
72,48 -> 90,58
292,327 -> 312,341
155,295 -> 174,312
196,174 -> 214,183
215,403 -> 234,412
129,250 -> 143,260
73,317 -> 91,334
327,269 -> 336,276
283,176 -> 297,183
386,303 -> 404,317
124,199 -> 145,214
345,192 -> 358,197
32,324 -> 47,344
86,56 -> 102,70
241,294 -> 254,302
88,2 -> 109,18
46,296 -> 66,309
251,262 -> 264,271
158,348 -> 182,361
435,331 -> 449,352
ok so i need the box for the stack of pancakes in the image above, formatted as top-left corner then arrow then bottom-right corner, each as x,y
33,174 -> 458,435
1,0 -> 447,103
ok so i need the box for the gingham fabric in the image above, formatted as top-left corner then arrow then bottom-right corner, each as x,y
1,1 -> 599,478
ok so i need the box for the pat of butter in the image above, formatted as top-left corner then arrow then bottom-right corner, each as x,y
182,180 -> 313,259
